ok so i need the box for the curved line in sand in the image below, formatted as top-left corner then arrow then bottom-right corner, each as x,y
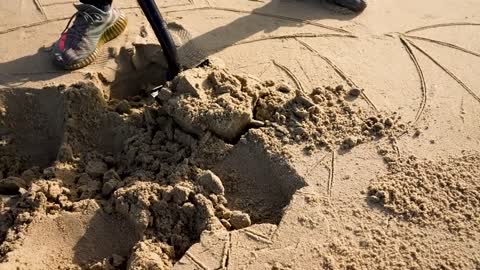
165,6 -> 352,34
405,22 -> 480,34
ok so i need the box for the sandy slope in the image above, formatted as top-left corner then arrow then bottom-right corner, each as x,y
1,0 -> 479,269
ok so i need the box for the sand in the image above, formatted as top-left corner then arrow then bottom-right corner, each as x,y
368,153 -> 480,233
1,0 -> 480,269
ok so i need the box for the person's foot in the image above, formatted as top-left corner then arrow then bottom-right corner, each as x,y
52,4 -> 127,70
330,0 -> 367,12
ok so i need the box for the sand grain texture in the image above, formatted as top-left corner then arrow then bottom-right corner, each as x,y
1,0 -> 480,269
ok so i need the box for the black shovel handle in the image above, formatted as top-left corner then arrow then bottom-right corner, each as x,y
137,0 -> 181,79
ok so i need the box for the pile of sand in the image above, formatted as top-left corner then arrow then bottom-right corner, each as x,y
163,68 -> 260,141
0,78 -> 251,268
253,82 -> 404,154
159,67 -> 403,153
368,153 -> 480,233
0,67 -> 421,269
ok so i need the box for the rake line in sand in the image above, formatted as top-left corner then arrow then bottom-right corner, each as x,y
272,60 -> 306,94
33,0 -> 48,20
231,33 -> 357,47
0,4 -> 189,36
243,229 -> 274,244
399,36 -> 427,125
296,39 -> 379,112
405,38 -> 480,104
405,22 -> 480,34
327,150 -> 335,197
165,6 -> 352,34
219,233 -> 232,270
184,251 -> 209,270
405,35 -> 480,58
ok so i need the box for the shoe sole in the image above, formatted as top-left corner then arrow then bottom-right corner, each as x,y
65,14 -> 128,70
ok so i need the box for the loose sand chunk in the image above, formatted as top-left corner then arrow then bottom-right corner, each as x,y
198,170 -> 225,195
127,240 -> 174,270
230,211 -> 252,230
86,160 -> 108,178
163,67 -> 259,141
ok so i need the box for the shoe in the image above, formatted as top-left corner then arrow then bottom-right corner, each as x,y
330,0 -> 367,12
52,4 -> 127,70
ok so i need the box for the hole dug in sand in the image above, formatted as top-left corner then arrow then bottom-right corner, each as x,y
0,84 -> 134,178
213,134 -> 306,224
0,87 -> 66,174
0,69 -> 306,268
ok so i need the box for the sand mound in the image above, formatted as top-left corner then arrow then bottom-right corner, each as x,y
163,68 -> 260,141
368,153 -> 480,233
253,83 -> 404,154
158,67 -> 403,153
0,66 -> 408,269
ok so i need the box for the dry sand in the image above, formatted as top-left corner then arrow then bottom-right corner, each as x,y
1,0 -> 480,269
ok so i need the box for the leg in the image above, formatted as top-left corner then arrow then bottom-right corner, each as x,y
79,0 -> 113,11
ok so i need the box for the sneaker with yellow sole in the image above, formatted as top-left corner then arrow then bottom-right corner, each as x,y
52,4 -> 127,70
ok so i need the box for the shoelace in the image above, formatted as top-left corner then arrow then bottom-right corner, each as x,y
61,10 -> 96,45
